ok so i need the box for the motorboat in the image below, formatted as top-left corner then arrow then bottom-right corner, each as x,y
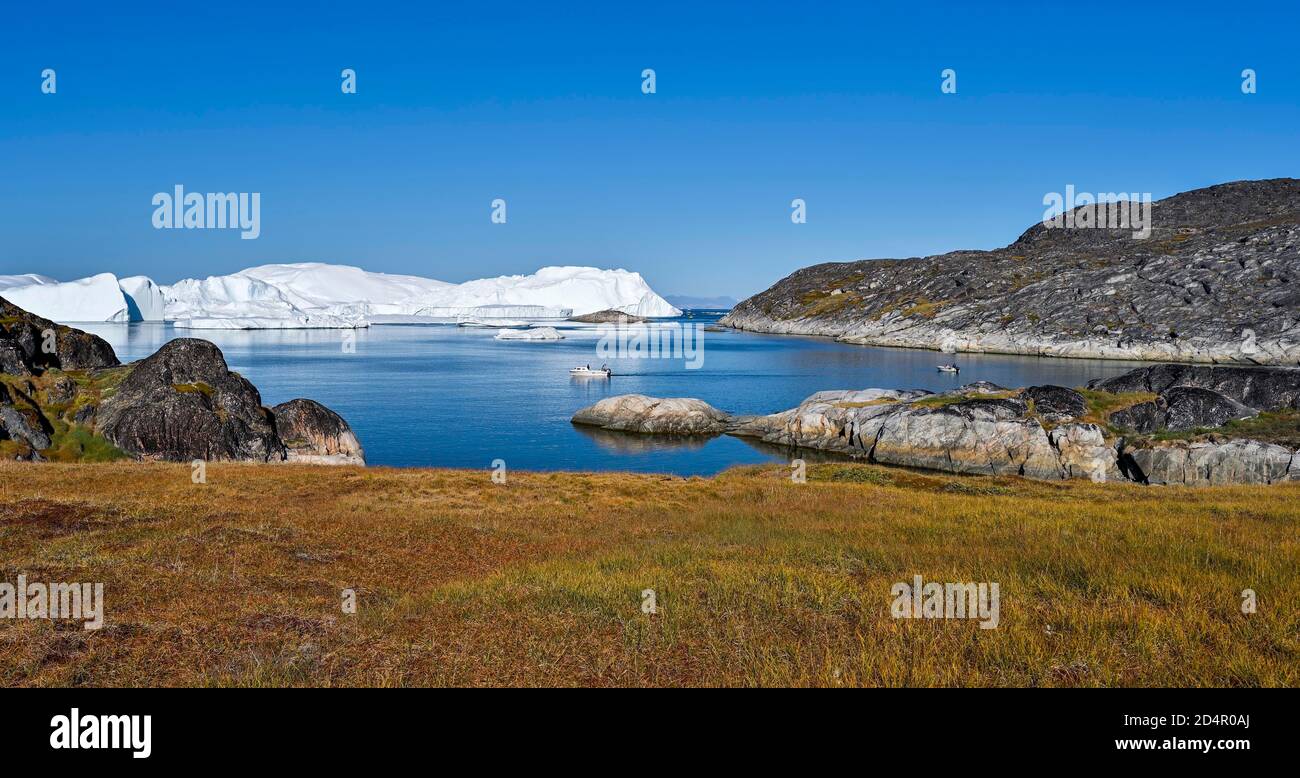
570,366 -> 612,377
936,364 -> 960,373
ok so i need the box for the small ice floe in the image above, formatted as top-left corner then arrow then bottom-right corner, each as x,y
495,326 -> 564,341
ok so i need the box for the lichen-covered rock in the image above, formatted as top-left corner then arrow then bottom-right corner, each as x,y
0,393 -> 53,452
720,179 -> 1300,365
0,297 -> 120,373
272,399 -> 365,465
1023,385 -> 1088,422
571,395 -> 731,434
1048,423 -> 1121,482
1090,364 -> 1300,411
568,309 -> 646,324
1110,386 -> 1257,433
1120,439 -> 1295,485
97,338 -> 285,462
871,398 -> 1065,479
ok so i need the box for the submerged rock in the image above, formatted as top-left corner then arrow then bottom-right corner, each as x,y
272,399 -> 366,465
572,395 -> 731,434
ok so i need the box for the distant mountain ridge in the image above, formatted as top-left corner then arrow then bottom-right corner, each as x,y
721,179 -> 1300,365
665,294 -> 738,310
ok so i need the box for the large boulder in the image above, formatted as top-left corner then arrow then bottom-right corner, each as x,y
272,399 -> 365,465
96,338 -> 285,462
572,395 -> 731,435
1090,364 -> 1300,411
1023,385 -> 1088,422
871,398 -> 1065,479
0,383 -> 53,454
0,297 -> 120,374
1048,423 -> 1122,482
1110,386 -> 1257,433
1120,439 -> 1296,486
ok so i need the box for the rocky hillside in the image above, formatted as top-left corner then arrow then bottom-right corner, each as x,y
0,297 -> 363,465
721,179 -> 1300,364
572,364 -> 1300,486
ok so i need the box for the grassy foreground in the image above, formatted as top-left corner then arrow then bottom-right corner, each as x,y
1,460 -> 1296,687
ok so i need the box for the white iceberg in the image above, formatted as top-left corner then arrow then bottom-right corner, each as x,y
0,273 -> 133,322
0,262 -> 681,329
119,276 -> 167,321
163,273 -> 368,329
494,326 -> 564,341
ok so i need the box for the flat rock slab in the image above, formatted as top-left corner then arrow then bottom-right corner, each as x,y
572,394 -> 731,435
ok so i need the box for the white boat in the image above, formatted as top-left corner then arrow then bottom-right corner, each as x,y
937,364 -> 960,373
570,366 -> 612,377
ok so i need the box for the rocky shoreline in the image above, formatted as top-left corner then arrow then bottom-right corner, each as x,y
0,298 -> 364,465
571,364 -> 1300,486
720,179 -> 1300,365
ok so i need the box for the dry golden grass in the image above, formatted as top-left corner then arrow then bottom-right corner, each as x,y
0,460 -> 1296,687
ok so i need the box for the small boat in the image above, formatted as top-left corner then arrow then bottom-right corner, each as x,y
936,364 -> 960,373
570,366 -> 612,377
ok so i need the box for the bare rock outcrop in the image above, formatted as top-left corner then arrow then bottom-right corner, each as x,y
1120,439 -> 1296,485
97,339 -> 286,462
272,399 -> 366,465
0,296 -> 119,374
720,179 -> 1300,365
0,299 -> 364,466
571,394 -> 731,435
575,358 -> 1300,486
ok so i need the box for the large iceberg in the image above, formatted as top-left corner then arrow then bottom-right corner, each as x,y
0,273 -> 134,322
166,263 -> 680,327
119,276 -> 167,321
0,262 -> 681,328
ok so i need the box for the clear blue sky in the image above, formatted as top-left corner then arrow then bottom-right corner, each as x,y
2,1 -> 1297,298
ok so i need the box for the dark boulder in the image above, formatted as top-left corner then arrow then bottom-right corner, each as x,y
0,383 -> 54,451
1110,386 -> 1258,433
1023,385 -> 1088,422
568,309 -> 646,324
97,338 -> 285,462
1089,364 -> 1300,411
272,399 -> 365,465
0,297 -> 120,374
945,396 -> 1029,420
956,381 -> 1009,395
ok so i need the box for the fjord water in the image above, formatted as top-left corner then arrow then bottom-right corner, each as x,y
81,313 -> 1149,475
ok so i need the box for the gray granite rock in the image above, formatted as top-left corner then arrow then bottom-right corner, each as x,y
720,179 -> 1300,365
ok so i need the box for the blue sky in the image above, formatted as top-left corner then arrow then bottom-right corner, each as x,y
1,1 -> 1297,298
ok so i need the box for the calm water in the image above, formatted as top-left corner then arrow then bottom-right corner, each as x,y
79,313 -> 1150,475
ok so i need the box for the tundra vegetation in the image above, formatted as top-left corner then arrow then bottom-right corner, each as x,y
1,461 -> 1294,687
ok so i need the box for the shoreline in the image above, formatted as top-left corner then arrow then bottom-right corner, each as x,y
716,319 -> 1298,366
